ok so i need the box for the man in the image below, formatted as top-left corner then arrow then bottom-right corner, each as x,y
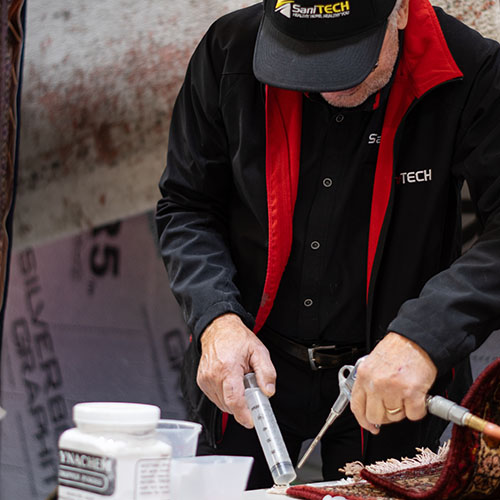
156,0 -> 500,489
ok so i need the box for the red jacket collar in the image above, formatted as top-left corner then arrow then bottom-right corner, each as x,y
396,0 -> 463,99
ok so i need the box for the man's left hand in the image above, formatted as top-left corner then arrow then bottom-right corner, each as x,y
350,332 -> 438,434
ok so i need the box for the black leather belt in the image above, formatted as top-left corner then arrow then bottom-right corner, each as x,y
262,328 -> 366,371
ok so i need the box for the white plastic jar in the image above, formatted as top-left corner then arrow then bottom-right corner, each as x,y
58,402 -> 171,500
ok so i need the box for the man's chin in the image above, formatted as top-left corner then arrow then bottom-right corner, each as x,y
321,89 -> 370,108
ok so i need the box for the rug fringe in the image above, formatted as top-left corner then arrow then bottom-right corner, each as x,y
268,477 -> 356,495
341,441 -> 450,478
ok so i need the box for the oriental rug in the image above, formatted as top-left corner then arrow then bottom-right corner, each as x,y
0,0 -> 25,350
287,358 -> 500,500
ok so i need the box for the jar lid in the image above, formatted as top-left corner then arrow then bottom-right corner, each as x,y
73,402 -> 160,431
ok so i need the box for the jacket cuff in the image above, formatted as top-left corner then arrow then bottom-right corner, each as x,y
192,301 -> 255,340
387,316 -> 455,376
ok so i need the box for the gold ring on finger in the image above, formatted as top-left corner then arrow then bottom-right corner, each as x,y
385,407 -> 403,415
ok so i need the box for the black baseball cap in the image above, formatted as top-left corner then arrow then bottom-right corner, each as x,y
253,0 -> 397,92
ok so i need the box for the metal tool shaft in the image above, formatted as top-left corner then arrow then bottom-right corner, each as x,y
297,411 -> 338,469
297,357 -> 365,469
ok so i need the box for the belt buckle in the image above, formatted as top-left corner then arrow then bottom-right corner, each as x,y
307,344 -> 338,371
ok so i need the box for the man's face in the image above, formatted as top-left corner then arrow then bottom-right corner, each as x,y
321,19 -> 400,108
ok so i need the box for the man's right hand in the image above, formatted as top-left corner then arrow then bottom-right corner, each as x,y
197,313 -> 277,429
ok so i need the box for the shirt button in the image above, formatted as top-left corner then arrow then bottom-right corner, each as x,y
323,177 -> 333,188
304,298 -> 313,307
310,241 -> 320,250
336,114 -> 344,123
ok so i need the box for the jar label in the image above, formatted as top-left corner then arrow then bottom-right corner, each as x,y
58,449 -> 170,499
59,449 -> 116,495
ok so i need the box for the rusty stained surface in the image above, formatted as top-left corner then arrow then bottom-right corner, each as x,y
15,0 -> 499,248
14,0 -> 252,248
433,0 -> 500,40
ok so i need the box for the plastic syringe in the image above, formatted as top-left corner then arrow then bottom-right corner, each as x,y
244,373 -> 297,485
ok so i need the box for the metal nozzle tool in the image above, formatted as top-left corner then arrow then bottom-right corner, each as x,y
297,356 -> 366,469
298,360 -> 500,470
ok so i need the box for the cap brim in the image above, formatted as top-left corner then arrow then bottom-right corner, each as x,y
253,15 -> 388,93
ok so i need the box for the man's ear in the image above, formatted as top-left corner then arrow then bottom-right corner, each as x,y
397,0 -> 410,30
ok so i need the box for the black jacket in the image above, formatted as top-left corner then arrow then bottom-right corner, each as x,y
156,0 -> 500,451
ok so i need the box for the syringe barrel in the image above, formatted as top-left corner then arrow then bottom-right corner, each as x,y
244,373 -> 296,485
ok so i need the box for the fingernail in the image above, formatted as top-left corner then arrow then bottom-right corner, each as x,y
265,384 -> 275,396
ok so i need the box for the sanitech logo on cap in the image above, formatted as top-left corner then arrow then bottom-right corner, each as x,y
275,0 -> 351,19
275,0 -> 294,17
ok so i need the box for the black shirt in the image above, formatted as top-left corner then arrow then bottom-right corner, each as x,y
265,89 -> 389,345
